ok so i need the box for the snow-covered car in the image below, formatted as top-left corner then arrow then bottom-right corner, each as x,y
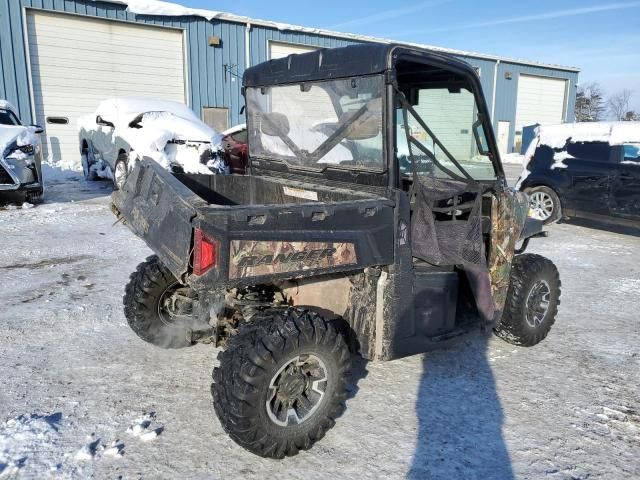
517,122 -> 640,226
0,100 -> 45,203
78,97 -> 225,189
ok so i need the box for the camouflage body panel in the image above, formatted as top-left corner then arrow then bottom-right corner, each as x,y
229,240 -> 358,279
488,189 -> 529,313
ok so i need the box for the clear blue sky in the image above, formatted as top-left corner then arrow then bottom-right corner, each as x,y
180,0 -> 639,112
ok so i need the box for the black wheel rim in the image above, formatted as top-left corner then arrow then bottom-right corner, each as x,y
157,282 -> 195,326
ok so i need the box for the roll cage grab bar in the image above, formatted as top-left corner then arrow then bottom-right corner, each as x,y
395,87 -> 474,183
259,101 -> 373,165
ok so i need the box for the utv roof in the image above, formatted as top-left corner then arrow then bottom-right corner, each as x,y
243,44 -> 476,87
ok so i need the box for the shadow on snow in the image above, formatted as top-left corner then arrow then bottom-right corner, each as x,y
407,330 -> 513,480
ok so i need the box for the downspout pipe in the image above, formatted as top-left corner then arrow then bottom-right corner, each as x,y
245,22 -> 251,70
491,59 -> 500,125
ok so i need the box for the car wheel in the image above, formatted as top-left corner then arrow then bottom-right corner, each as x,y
113,152 -> 129,190
81,145 -> 99,181
526,186 -> 562,224
26,188 -> 44,204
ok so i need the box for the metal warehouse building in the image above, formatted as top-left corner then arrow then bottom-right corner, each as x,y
0,0 -> 580,165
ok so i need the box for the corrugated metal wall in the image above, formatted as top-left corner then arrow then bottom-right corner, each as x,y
249,28 -> 357,66
0,0 -> 578,151
492,62 -> 579,150
0,0 -> 249,126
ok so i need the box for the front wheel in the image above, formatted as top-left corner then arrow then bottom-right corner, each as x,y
123,255 -> 196,349
212,308 -> 350,458
494,254 -> 561,347
113,152 -> 129,190
26,188 -> 44,204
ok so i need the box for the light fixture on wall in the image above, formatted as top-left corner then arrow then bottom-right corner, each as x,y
504,72 -> 513,80
208,36 -> 221,47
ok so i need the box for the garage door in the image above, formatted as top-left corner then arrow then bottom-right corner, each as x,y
27,11 -> 186,167
515,75 -> 567,132
269,42 -> 318,59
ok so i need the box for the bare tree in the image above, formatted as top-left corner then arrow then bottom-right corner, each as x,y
623,110 -> 638,121
608,89 -> 632,121
575,82 -> 606,122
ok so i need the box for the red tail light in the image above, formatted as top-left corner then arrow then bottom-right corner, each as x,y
193,228 -> 218,276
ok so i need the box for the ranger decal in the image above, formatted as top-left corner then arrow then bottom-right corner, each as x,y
229,241 -> 357,279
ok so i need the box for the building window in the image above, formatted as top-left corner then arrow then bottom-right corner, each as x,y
202,107 -> 229,132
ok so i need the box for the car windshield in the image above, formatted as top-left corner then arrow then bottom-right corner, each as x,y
397,87 -> 496,181
246,76 -> 384,171
0,109 -> 20,126
623,143 -> 640,162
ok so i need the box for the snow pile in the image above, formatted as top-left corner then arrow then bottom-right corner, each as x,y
126,413 -> 163,442
97,0 -> 222,20
89,97 -> 202,128
0,100 -> 18,116
78,97 -> 224,175
129,111 -> 221,174
0,413 -> 61,477
551,151 -> 572,170
95,0 -> 338,34
74,437 -> 124,461
537,122 -> 640,149
501,153 -> 524,165
41,162 -> 83,182
222,123 -> 246,136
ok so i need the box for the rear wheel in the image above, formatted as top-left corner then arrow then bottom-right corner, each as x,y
123,255 -> 196,349
113,152 -> 129,190
494,253 -> 561,347
526,186 -> 561,224
212,308 -> 350,458
81,145 -> 98,181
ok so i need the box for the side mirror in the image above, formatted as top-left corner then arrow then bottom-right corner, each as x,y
341,111 -> 380,140
260,112 -> 290,137
30,124 -> 44,134
472,120 -> 490,156
96,115 -> 114,128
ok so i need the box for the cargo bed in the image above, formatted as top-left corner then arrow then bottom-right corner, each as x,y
112,159 -> 396,288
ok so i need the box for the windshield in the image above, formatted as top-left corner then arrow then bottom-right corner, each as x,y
0,109 -> 20,126
246,76 -> 384,170
397,87 -> 496,181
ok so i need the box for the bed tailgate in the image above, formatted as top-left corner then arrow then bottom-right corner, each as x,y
111,159 -> 205,280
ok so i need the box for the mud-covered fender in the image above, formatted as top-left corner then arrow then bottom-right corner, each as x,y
519,216 -> 544,241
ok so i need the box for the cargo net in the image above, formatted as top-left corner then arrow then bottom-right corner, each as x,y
411,177 -> 485,268
396,87 -> 495,321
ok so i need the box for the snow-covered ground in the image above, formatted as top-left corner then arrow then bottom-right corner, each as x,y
1,175 -> 639,479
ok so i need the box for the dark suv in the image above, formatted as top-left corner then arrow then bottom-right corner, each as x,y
517,124 -> 640,226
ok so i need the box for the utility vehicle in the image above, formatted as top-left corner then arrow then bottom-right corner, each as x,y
112,44 -> 561,459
